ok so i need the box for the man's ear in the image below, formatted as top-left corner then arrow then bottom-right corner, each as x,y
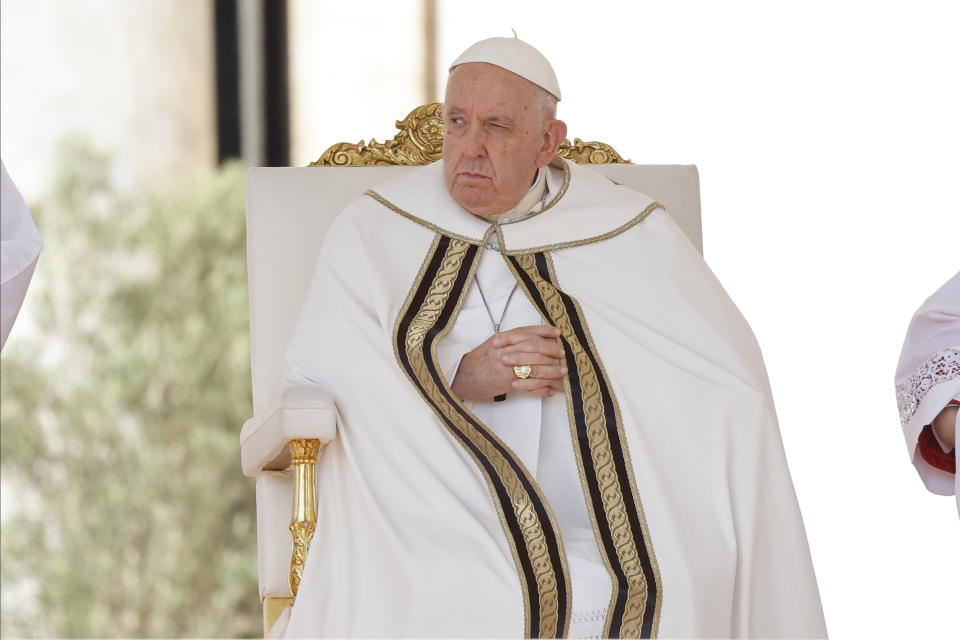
536,119 -> 568,167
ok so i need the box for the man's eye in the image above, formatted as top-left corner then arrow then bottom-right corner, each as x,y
450,117 -> 465,126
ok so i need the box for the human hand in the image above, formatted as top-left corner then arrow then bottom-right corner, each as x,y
931,404 -> 958,449
450,325 -> 568,402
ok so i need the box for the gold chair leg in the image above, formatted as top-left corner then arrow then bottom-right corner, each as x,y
288,439 -> 320,597
260,439 -> 320,637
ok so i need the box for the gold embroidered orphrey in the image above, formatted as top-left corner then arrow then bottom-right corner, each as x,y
311,103 -> 630,167
393,234 -> 571,638
505,251 -> 663,638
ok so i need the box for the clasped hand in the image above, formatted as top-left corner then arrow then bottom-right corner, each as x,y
932,404 -> 958,449
451,325 -> 568,402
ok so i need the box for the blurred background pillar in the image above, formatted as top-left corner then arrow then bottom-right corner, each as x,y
0,0 -> 217,199
218,0 -> 290,167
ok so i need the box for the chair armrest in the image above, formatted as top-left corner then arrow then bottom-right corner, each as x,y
240,383 -> 338,477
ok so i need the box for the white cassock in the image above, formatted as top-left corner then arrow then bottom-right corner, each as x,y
895,271 -> 960,515
280,157 -> 826,638
1,160 -> 43,351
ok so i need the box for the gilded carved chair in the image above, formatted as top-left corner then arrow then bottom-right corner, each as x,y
239,103 -> 703,636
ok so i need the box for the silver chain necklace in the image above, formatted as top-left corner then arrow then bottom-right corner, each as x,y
475,177 -> 546,401
475,279 -> 520,333
475,278 -> 520,403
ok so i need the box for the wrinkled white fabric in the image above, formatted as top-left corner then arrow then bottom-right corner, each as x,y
281,158 -> 826,638
895,271 -> 960,514
1,160 -> 42,350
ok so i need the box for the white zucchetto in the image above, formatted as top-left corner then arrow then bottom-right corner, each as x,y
449,36 -> 561,100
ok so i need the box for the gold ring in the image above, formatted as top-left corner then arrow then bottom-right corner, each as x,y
513,365 -> 533,379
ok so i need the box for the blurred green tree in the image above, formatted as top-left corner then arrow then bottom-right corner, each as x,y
1,138 -> 259,637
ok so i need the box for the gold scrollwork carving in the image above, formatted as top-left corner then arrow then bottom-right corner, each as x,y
312,103 -> 445,166
558,138 -> 628,164
311,103 -> 629,167
288,521 -> 316,596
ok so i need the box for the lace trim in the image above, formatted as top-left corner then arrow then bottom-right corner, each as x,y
570,606 -> 607,640
897,348 -> 960,427
570,606 -> 608,625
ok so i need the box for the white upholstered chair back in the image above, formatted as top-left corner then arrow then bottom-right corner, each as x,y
246,164 -> 703,425
240,105 -> 703,635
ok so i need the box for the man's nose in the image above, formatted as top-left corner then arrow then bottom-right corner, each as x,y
463,125 -> 486,157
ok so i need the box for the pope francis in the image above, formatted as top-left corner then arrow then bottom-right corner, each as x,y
278,37 -> 827,638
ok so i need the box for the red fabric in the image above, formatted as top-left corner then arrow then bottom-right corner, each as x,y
917,424 -> 956,474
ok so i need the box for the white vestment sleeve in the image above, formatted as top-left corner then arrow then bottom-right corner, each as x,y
435,339 -> 472,386
1,160 -> 43,350
895,272 -> 960,501
907,381 -> 960,497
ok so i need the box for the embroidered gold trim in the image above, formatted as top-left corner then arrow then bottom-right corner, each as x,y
505,251 -> 663,638
365,160 -> 571,242
364,190 -> 483,247
546,252 -> 664,637
502,201 -> 664,256
533,249 -> 610,599
393,233 -> 570,638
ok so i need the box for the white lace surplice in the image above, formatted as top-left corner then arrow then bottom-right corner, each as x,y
895,271 -> 960,513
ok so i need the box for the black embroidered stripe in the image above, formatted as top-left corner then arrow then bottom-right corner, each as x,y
508,252 -> 660,638
532,253 -> 658,637
547,267 -> 658,637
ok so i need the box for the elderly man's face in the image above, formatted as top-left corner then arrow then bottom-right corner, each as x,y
442,63 -> 560,216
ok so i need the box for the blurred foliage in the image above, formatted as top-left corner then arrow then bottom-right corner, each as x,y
0,138 -> 259,637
